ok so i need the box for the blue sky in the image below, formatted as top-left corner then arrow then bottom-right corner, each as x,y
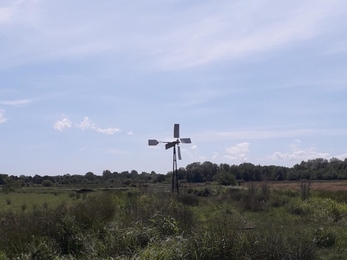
1,0 -> 347,176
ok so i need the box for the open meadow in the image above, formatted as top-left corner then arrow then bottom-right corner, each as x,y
1,181 -> 347,259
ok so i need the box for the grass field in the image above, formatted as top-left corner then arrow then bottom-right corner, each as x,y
0,187 -> 93,213
2,180 -> 347,212
1,181 -> 347,259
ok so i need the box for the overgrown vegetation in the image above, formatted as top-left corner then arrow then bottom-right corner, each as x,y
1,183 -> 347,259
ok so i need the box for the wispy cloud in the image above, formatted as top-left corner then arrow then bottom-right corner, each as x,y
195,128 -> 322,142
0,109 -> 8,124
1,1 -> 345,70
183,145 -> 206,161
142,0 -> 345,70
107,148 -> 129,155
54,116 -> 72,131
224,142 -> 250,162
175,88 -> 232,107
0,1 -> 21,25
0,99 -> 34,107
77,117 -> 121,135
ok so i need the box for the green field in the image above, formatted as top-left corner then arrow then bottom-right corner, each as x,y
1,182 -> 347,259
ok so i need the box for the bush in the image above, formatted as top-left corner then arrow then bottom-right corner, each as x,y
214,171 -> 237,186
41,180 -> 53,187
287,200 -> 311,216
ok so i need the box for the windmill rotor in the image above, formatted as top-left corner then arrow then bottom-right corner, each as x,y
148,124 -> 192,194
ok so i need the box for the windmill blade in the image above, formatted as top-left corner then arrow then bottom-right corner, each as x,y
148,139 -> 159,146
174,124 -> 180,138
165,141 -> 176,150
177,145 -> 182,160
180,138 -> 191,144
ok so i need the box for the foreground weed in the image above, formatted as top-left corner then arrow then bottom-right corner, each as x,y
300,180 -> 311,200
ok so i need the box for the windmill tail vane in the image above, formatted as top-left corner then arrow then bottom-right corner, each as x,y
148,124 -> 192,194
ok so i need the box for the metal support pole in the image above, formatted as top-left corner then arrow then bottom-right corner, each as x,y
172,145 -> 179,194
172,146 -> 175,193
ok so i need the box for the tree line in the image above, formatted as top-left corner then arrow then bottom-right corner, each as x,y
1,157 -> 347,187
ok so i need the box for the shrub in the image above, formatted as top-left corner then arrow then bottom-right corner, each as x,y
151,213 -> 179,237
254,227 -> 317,260
177,194 -> 199,206
270,190 -> 290,207
21,203 -> 27,212
314,229 -> 336,248
237,184 -> 269,212
214,171 -> 237,186
24,236 -> 59,260
287,200 -> 311,216
41,180 -> 53,187
188,212 -> 244,259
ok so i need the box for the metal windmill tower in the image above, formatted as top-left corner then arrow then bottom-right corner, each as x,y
148,124 -> 192,194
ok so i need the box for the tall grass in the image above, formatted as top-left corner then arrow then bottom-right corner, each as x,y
2,185 -> 346,259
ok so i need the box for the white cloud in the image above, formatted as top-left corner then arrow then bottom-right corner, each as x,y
54,117 -> 72,131
0,109 -> 8,123
212,152 -> 220,159
181,144 -> 206,161
127,131 -> 133,135
0,99 -> 34,106
77,117 -> 93,130
94,127 -> 121,135
77,117 -> 121,135
268,141 -> 329,162
0,6 -> 12,24
224,142 -> 250,162
335,153 -> 347,161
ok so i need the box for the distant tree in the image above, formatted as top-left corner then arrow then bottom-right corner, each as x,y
201,161 -> 218,182
32,174 -> 43,184
102,170 -> 112,180
120,171 -> 129,178
177,167 -> 186,180
219,163 -> 230,173
130,170 -> 138,178
155,174 -> 166,183
85,172 -> 96,181
0,174 -> 7,185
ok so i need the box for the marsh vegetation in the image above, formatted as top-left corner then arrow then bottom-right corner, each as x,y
1,181 -> 347,259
